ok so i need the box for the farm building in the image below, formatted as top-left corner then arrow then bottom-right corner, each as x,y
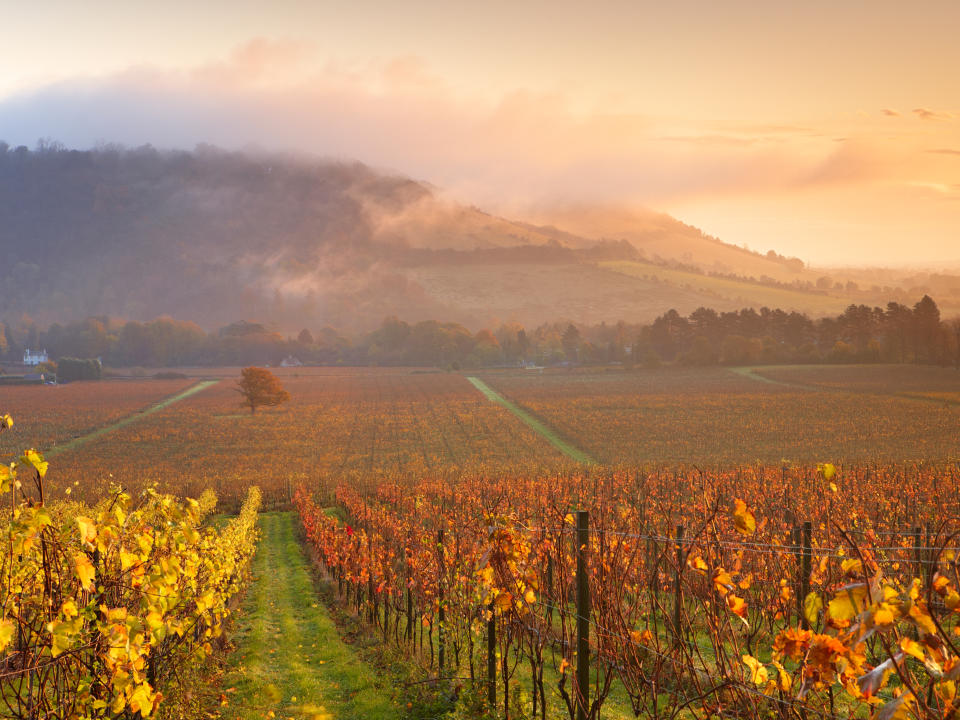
23,348 -> 49,365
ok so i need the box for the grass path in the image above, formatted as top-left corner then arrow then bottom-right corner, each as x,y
727,366 -> 801,387
731,365 -> 960,407
45,380 -> 219,458
466,376 -> 596,464
217,512 -> 400,720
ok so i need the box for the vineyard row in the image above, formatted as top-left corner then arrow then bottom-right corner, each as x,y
296,466 -> 960,720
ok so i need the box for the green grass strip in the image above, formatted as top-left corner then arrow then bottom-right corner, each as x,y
45,380 -> 219,458
466,376 -> 596,464
727,366 -> 793,386
731,365 -> 960,408
217,512 -> 400,720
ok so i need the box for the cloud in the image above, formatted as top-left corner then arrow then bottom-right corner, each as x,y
0,39 -> 945,227
928,148 -> 960,156
906,180 -> 956,197
722,123 -> 819,136
912,107 -> 954,121
881,108 -> 900,117
658,134 -> 760,147
793,141 -> 886,188
0,46 -> 836,208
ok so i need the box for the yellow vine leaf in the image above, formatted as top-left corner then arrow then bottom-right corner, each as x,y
119,548 -> 139,571
827,584 -> 868,622
900,637 -> 925,662
74,553 -> 96,591
75,516 -> 97,548
804,592 -> 823,626
908,604 -> 937,636
772,660 -> 792,691
0,619 -> 14,652
20,448 -> 48,478
61,599 -> 79,619
873,606 -> 895,627
742,654 -> 768,686
732,499 -> 756,535
48,618 -> 82,658
476,566 -> 494,587
0,464 -> 12,493
127,683 -> 157,717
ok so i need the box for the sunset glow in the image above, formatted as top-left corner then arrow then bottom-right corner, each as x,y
1,0 -> 958,264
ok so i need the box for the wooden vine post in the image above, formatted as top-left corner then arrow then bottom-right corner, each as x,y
575,510 -> 590,720
438,526 -> 446,675
673,525 -> 685,643
487,601 -> 496,709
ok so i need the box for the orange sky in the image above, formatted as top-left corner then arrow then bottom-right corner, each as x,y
1,0 -> 958,265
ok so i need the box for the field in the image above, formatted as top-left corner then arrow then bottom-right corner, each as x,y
43,368 -> 571,507
477,365 -> 960,464
756,363 -> 960,400
0,377 -> 195,459
598,260 -> 851,315
3,363 -> 960,720
27,365 -> 960,504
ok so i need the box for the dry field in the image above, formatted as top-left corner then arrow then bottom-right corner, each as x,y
477,365 -> 960,464
44,369 -> 569,506
0,377 -> 194,460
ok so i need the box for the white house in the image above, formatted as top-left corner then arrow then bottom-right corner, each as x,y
23,348 -> 49,366
280,355 -> 303,367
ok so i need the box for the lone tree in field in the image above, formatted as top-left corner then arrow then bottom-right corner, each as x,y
236,366 -> 290,413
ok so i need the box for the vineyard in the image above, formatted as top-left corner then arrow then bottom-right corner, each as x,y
2,364 -> 959,719
44,370 -> 573,509
0,379 -> 195,460
0,415 -> 261,718
477,366 -> 960,464
296,464 -> 960,719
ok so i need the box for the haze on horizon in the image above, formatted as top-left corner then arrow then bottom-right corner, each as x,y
1,0 -> 958,267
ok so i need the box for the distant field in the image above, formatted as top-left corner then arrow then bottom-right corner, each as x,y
17,364 -> 960,506
0,377 -> 194,460
478,365 -> 960,464
755,363 -> 960,393
598,259 -> 850,315
45,369 -> 569,505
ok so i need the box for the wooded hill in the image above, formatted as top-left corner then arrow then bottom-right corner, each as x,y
3,142 -> 959,331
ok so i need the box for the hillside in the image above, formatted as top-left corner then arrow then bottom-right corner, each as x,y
2,143 -> 954,331
525,206 -> 796,273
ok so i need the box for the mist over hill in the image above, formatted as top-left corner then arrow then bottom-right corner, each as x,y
2,142 -> 958,332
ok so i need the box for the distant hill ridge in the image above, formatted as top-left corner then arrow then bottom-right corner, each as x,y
2,143 -> 955,330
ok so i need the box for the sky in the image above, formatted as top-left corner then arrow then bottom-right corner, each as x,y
1,0 -> 958,266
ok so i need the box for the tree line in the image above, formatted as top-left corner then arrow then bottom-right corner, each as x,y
633,295 -> 957,367
1,295 -> 957,371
